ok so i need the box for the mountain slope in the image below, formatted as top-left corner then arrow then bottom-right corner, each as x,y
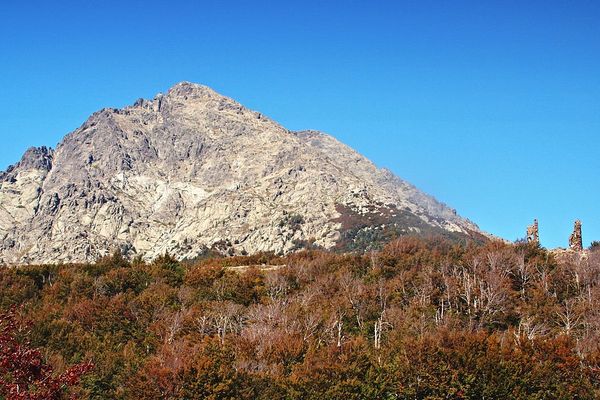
0,82 -> 485,264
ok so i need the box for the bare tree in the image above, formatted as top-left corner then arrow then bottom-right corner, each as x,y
514,316 -> 549,345
265,271 -> 290,301
323,308 -> 346,348
210,301 -> 245,344
374,279 -> 392,350
339,268 -> 367,330
512,252 -> 531,299
166,310 -> 184,345
301,312 -> 321,342
556,299 -> 582,335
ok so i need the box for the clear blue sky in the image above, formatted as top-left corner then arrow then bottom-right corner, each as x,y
1,0 -> 598,248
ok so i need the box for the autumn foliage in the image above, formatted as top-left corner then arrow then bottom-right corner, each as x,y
1,238 -> 600,399
0,307 -> 92,399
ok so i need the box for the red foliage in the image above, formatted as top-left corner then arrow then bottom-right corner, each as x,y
0,307 -> 93,400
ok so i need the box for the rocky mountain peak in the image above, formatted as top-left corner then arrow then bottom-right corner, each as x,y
1,146 -> 54,182
166,81 -> 218,99
133,82 -> 238,111
0,82 -> 487,265
21,146 -> 54,169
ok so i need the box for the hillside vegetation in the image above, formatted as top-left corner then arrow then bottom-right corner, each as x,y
1,238 -> 599,399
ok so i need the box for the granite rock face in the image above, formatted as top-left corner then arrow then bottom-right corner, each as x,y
0,82 -> 486,264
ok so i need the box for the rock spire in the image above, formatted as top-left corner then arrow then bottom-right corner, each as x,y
569,220 -> 583,251
526,219 -> 539,244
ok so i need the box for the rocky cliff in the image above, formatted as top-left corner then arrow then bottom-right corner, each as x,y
0,82 -> 486,264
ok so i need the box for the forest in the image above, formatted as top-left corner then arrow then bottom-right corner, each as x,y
1,237 -> 599,399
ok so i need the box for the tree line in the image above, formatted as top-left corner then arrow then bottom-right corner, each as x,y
1,237 -> 599,399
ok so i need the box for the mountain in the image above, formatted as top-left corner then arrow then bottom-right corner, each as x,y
0,82 -> 486,264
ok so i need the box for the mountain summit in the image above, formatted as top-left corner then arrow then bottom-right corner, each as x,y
0,82 -> 485,264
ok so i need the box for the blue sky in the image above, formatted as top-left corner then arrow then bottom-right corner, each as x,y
0,0 -> 598,247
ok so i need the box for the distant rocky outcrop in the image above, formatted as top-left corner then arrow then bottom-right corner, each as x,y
526,219 -> 539,245
0,82 -> 487,264
525,219 -> 587,255
569,220 -> 583,251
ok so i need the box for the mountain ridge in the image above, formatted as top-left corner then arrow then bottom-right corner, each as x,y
0,82 -> 486,265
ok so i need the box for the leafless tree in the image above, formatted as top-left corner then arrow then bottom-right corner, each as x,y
166,310 -> 184,345
512,252 -> 531,298
210,301 -> 245,344
339,268 -> 367,330
265,271 -> 290,301
556,299 -> 583,335
374,279 -> 392,349
514,316 -> 549,345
